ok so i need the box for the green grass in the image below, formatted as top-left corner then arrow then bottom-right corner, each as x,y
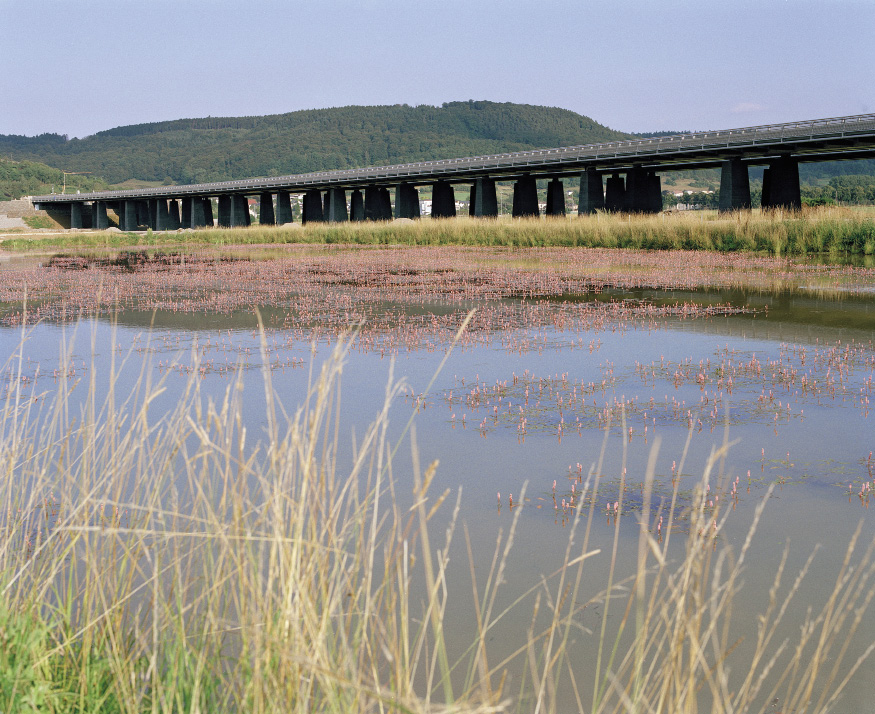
3,207 -> 875,257
1,326 -> 874,712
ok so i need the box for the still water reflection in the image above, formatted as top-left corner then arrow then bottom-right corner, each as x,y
1,249 -> 874,710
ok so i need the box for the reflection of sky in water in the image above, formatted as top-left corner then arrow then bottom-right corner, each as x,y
2,290 -> 874,712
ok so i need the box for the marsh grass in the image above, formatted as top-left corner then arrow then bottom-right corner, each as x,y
3,207 -> 875,257
1,321 -> 874,713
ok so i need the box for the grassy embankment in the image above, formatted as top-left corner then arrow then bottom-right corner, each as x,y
2,207 -> 875,257
2,324 -> 874,713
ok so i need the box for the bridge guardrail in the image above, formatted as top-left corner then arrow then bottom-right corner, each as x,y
31,112 -> 875,203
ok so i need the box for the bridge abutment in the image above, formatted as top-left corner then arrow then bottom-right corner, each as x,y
718,159 -> 751,213
578,169 -> 605,215
513,176 -> 538,217
431,181 -> 456,218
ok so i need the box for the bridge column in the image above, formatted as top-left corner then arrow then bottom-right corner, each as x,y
121,200 -> 137,230
302,189 -> 324,224
431,181 -> 456,218
259,192 -> 276,225
181,198 -> 192,228
470,177 -> 498,217
646,173 -> 663,213
545,178 -> 566,216
326,188 -> 349,222
349,189 -> 365,221
276,191 -> 294,224
364,186 -> 381,220
512,176 -> 538,217
168,200 -> 181,229
94,201 -> 109,230
70,202 -> 83,229
394,183 -> 420,219
190,198 -> 205,228
155,199 -> 171,230
136,201 -> 150,229
379,188 -> 393,220
218,195 -> 232,227
578,169 -> 604,214
203,198 -> 214,227
230,195 -> 250,227
604,174 -> 625,212
623,167 -> 650,213
761,156 -> 800,210
719,159 -> 751,213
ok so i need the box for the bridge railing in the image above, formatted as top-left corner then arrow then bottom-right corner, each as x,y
31,113 -> 875,203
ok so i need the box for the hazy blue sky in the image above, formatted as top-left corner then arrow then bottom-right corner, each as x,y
1,0 -> 872,138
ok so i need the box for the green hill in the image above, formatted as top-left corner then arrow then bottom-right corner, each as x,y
0,156 -> 108,201
0,101 -> 631,185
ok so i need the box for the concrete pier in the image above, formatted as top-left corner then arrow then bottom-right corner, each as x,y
276,191 -> 293,224
470,177 -> 498,217
259,192 -> 275,225
718,158 -> 751,212
350,189 -> 365,221
168,200 -> 181,230
69,202 -> 82,229
646,173 -> 663,213
190,197 -> 206,228
230,195 -> 250,227
136,201 -> 149,229
578,169 -> 605,214
302,189 -> 324,224
512,176 -> 539,217
326,188 -> 349,222
623,168 -> 645,212
604,174 -> 626,212
181,198 -> 192,228
379,188 -> 392,220
545,178 -> 565,216
394,183 -> 420,219
431,181 -> 456,218
155,200 -> 171,231
203,198 -> 214,227
218,195 -> 232,227
93,201 -> 108,230
761,156 -> 801,210
122,200 -> 137,231
364,186 -> 381,220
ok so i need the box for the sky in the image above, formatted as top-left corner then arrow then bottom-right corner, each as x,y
1,0 -> 873,139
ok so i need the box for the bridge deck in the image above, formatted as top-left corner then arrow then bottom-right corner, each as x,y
31,113 -> 875,204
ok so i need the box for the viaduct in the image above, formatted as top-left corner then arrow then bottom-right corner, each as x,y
31,113 -> 875,230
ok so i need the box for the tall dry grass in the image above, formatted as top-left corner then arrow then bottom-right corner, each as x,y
1,320 -> 874,712
3,206 -> 875,257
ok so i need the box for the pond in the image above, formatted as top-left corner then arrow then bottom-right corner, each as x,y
1,244 -> 874,711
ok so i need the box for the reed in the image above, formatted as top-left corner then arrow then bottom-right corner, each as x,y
1,325 -> 873,712
3,206 -> 875,257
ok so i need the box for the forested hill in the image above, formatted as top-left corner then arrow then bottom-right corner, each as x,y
0,101 -> 631,185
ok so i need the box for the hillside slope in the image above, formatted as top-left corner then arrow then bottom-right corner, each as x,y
0,101 -> 631,185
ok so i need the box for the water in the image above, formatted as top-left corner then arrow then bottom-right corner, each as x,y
1,247 -> 874,710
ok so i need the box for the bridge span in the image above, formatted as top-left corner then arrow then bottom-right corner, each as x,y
31,113 -> 875,229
